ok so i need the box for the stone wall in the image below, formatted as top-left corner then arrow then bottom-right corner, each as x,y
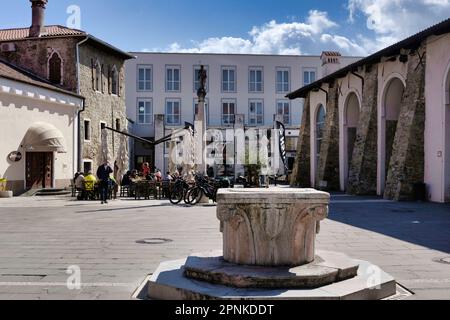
0,37 -> 80,92
347,66 -> 378,195
316,82 -> 340,190
384,44 -> 426,200
78,43 -> 128,172
291,94 -> 311,187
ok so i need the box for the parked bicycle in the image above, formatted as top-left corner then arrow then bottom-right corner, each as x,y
185,174 -> 220,205
169,177 -> 191,205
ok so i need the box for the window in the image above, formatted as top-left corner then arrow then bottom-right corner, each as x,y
249,67 -> 263,92
83,161 -> 92,174
249,100 -> 264,125
303,69 -> 316,86
84,120 -> 91,141
166,65 -> 181,92
137,65 -> 152,91
166,99 -> 181,125
111,66 -> 119,95
48,51 -> 62,84
137,99 -> 153,124
316,105 -> 326,164
194,65 -> 209,92
94,60 -> 102,92
222,99 -> 236,125
222,67 -> 236,92
277,100 -> 291,125
194,98 -> 209,125
276,68 -> 290,93
115,119 -> 121,131
100,121 -> 107,135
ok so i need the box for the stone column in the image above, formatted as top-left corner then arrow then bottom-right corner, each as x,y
217,188 -> 329,267
385,45 -> 426,200
154,114 -> 165,172
347,66 -> 379,195
316,81 -> 340,190
291,94 -> 311,187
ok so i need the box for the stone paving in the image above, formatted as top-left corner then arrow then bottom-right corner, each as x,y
0,193 -> 448,300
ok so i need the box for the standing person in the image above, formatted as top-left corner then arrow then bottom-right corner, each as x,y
142,162 -> 151,177
97,161 -> 113,204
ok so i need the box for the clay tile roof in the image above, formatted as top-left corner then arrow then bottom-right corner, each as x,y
0,58 -> 83,98
0,25 -> 86,41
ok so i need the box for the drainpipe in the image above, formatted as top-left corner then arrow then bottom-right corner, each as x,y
76,36 -> 89,172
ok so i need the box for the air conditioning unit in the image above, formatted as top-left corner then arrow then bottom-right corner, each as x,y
0,43 -> 16,53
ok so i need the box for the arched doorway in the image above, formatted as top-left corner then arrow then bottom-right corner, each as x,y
380,77 -> 405,194
315,104 -> 326,183
343,92 -> 360,190
444,69 -> 450,202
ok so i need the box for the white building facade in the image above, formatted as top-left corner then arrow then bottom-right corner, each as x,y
125,52 -> 360,176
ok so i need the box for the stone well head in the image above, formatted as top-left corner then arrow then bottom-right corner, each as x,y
216,188 -> 330,267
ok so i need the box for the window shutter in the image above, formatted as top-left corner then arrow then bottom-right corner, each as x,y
91,59 -> 95,90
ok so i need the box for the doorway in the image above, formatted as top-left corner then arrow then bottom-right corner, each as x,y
380,77 -> 405,194
26,152 -> 53,190
343,92 -> 361,190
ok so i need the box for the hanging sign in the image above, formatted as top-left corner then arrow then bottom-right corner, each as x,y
8,151 -> 22,162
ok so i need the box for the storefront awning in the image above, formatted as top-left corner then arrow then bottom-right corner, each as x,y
22,122 -> 67,153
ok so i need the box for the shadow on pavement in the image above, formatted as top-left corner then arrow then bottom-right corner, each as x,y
328,193 -> 450,253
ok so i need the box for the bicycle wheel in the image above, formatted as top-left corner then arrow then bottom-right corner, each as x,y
186,187 -> 203,205
169,185 -> 184,204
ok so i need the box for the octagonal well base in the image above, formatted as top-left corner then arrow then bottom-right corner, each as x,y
147,251 -> 397,300
184,250 -> 359,289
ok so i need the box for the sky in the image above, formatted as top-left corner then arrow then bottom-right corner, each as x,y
1,0 -> 450,56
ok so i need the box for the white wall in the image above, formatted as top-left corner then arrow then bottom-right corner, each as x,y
125,53 -> 327,137
425,33 -> 450,202
0,78 -> 81,193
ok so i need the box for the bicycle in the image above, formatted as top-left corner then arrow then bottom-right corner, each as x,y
169,177 -> 191,205
185,174 -> 219,205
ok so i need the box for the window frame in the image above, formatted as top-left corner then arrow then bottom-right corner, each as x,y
303,67 -> 317,86
248,99 -> 264,126
221,66 -> 237,93
249,66 -> 264,93
165,65 -> 181,93
276,67 -> 291,94
137,98 -> 153,125
137,64 -> 153,92
83,119 -> 91,142
276,100 -> 291,125
221,98 -> 236,126
111,65 -> 119,96
94,60 -> 102,93
47,50 -> 63,85
165,98 -> 182,126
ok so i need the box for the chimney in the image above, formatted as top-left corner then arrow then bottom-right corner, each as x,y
320,51 -> 342,77
29,0 -> 48,38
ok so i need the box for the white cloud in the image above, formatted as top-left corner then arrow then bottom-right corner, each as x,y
150,10 -> 342,55
348,0 -> 450,51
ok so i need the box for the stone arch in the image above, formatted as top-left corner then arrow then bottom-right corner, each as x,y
111,65 -> 119,95
47,50 -> 63,85
342,91 -> 361,190
379,75 -> 406,194
314,104 -> 326,183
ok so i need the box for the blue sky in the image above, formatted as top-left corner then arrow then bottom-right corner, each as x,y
1,0 -> 450,56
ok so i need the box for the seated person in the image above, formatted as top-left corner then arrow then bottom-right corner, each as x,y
121,171 -> 132,186
154,170 -> 162,182
74,172 -> 85,200
83,171 -> 97,200
164,172 -> 173,181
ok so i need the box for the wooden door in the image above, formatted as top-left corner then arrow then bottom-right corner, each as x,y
26,152 -> 53,190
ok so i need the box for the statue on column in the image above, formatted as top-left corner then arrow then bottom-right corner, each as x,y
197,65 -> 207,100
